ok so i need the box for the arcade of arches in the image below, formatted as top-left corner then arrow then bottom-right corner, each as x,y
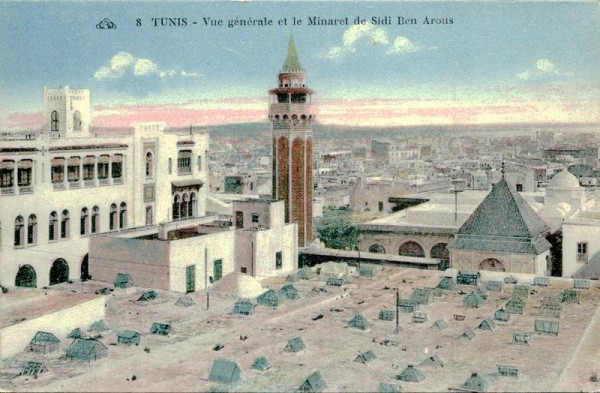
365,241 -> 449,260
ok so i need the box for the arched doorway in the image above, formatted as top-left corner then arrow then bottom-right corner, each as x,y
430,243 -> 449,260
49,258 -> 69,285
80,254 -> 90,281
479,258 -> 505,272
369,244 -> 386,254
15,265 -> 37,288
399,241 -> 425,257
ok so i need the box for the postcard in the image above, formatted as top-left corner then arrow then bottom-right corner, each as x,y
0,1 -> 599,392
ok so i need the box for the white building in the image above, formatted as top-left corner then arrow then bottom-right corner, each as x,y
0,86 -> 296,290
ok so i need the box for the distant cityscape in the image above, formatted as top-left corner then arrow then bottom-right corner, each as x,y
2,33 -> 600,392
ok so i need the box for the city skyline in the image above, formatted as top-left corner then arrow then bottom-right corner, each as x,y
1,1 -> 599,129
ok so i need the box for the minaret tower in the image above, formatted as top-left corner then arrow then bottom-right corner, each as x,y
269,36 -> 316,247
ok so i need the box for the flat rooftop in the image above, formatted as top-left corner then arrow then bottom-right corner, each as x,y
0,289 -> 100,329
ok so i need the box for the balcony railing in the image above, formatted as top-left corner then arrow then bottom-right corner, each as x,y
53,182 -> 66,191
269,103 -> 316,113
178,167 -> 192,175
19,185 -> 33,194
84,180 -> 96,188
113,177 -> 123,185
69,181 -> 81,189
1,187 -> 15,195
98,178 -> 110,186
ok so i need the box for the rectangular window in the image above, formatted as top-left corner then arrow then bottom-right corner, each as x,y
18,165 -> 32,187
197,155 -> 202,171
168,158 -> 172,174
235,211 -> 244,229
516,184 -> 523,192
67,159 -> 80,182
378,201 -> 384,212
97,156 -> 109,179
83,163 -> 94,181
213,259 -> 223,281
252,213 -> 259,224
186,265 -> 196,293
51,158 -> 65,183
177,150 -> 192,174
275,251 -> 283,270
577,242 -> 588,262
112,155 -> 123,178
241,267 -> 247,274
0,168 -> 13,187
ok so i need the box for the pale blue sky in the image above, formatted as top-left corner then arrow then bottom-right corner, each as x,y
1,1 -> 599,126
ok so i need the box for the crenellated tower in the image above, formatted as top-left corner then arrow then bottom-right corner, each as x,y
269,36 -> 316,247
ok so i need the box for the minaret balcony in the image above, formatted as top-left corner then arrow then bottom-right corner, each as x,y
269,103 -> 317,115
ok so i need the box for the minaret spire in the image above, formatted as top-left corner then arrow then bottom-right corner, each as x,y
282,35 -> 303,73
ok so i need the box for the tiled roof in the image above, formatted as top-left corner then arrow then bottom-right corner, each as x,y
449,179 -> 551,254
282,35 -> 303,73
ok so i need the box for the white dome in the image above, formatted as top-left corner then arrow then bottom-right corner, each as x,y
549,170 -> 581,189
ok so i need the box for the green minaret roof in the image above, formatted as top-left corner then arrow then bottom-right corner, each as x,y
282,35 -> 303,72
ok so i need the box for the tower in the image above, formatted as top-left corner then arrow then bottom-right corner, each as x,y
43,86 -> 91,138
269,36 -> 316,247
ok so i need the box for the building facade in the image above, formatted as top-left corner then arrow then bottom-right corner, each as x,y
269,36 -> 316,247
0,87 -> 209,288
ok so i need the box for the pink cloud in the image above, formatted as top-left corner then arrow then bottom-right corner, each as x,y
2,112 -> 43,130
2,95 -> 597,131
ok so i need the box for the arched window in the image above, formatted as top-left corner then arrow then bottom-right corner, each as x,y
80,207 -> 89,235
61,210 -> 70,239
14,215 -> 24,246
109,204 -> 117,230
190,192 -> 197,218
430,243 -> 449,260
73,110 -> 82,132
15,264 -> 37,288
51,111 -> 59,132
173,195 -> 180,221
181,194 -> 189,219
398,241 -> 425,258
27,214 -> 37,245
119,202 -> 127,229
91,206 -> 100,233
49,211 -> 58,241
479,258 -> 506,272
145,151 -> 153,178
369,244 -> 386,254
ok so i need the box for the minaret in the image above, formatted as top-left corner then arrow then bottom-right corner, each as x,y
269,36 -> 316,247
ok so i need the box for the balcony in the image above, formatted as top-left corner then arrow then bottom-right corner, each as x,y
269,102 -> 316,114
84,180 -> 96,188
1,187 -> 15,196
19,185 -> 33,194
53,182 -> 66,191
177,167 -> 192,176
113,177 -> 123,185
69,181 -> 81,189
98,178 -> 111,187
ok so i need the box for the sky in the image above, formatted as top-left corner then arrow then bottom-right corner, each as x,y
1,1 -> 599,129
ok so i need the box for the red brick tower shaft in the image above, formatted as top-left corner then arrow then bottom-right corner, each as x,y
269,36 -> 316,247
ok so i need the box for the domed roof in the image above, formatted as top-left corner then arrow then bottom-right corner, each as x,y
549,170 -> 581,189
